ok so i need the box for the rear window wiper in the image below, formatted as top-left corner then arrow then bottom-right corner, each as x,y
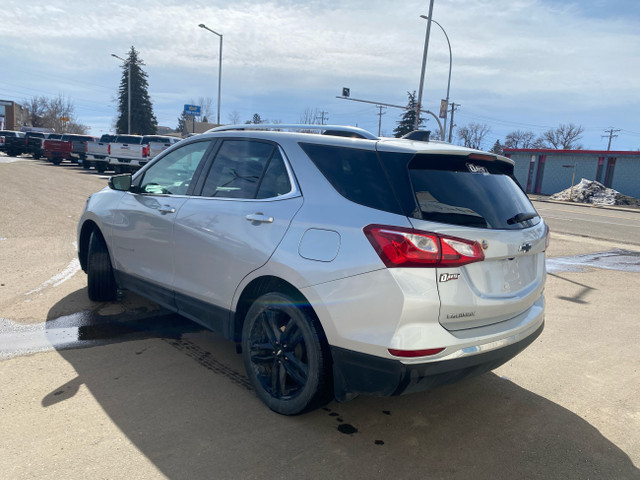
506,212 -> 539,225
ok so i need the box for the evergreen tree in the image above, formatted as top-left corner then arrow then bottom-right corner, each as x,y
393,91 -> 425,138
490,139 -> 503,155
116,46 -> 158,135
176,111 -> 188,134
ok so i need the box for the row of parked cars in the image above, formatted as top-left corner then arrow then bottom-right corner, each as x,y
0,130 -> 180,173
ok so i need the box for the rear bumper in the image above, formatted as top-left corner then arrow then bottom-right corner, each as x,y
331,320 -> 543,401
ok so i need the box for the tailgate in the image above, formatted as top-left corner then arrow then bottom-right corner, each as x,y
410,221 -> 547,330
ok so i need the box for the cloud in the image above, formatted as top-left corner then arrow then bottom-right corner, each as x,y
1,0 -> 638,147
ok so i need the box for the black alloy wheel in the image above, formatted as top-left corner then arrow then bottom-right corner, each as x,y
242,293 -> 332,415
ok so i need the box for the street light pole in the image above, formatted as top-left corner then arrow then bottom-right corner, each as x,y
415,0 -> 435,130
111,53 -> 131,134
420,15 -> 451,141
198,23 -> 223,125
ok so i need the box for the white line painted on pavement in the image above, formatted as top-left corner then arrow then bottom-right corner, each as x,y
25,258 -> 81,296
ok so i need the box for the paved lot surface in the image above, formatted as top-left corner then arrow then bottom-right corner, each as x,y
1,156 -> 639,479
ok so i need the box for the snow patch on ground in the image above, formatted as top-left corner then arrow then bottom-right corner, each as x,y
550,178 -> 640,207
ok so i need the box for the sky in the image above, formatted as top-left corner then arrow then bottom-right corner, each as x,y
1,0 -> 639,150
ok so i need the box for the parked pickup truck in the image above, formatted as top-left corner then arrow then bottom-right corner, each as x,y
83,134 -> 117,172
25,132 -> 49,159
107,134 -> 179,173
44,134 -> 74,164
0,130 -> 27,157
142,135 -> 180,164
69,134 -> 97,165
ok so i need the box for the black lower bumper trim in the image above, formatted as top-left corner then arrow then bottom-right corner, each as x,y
331,321 -> 544,402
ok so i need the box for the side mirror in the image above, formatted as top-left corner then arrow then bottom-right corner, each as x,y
108,174 -> 132,191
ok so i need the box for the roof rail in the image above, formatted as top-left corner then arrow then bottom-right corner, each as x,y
205,124 -> 379,140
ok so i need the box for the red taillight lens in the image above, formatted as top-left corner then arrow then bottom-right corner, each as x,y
143,145 -> 150,157
388,347 -> 445,358
108,144 -> 111,154
363,224 -> 484,268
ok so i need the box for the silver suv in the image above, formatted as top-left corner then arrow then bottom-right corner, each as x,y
78,125 -> 547,415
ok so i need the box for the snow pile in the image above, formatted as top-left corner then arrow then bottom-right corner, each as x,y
550,179 -> 640,206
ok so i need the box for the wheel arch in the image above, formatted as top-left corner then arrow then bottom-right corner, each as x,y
232,275 -> 329,347
78,220 -> 103,273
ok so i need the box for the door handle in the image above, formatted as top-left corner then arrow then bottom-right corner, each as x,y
158,205 -> 176,214
245,213 -> 274,223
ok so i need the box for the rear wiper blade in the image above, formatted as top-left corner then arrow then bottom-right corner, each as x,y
506,212 -> 539,225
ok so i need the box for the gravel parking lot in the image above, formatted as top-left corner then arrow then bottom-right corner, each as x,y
1,156 -> 639,479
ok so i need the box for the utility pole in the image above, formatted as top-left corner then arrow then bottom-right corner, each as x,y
416,0 -> 436,130
376,105 -> 387,136
448,102 -> 460,143
316,110 -> 329,125
601,128 -> 620,151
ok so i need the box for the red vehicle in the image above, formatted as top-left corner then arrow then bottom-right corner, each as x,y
43,134 -> 73,165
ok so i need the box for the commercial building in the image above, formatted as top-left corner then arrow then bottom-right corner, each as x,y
0,100 -> 30,131
504,149 -> 640,199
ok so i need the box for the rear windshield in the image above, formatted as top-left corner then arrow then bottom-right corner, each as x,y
26,132 -> 45,138
115,135 -> 143,144
48,134 -> 62,140
407,154 -> 539,229
99,134 -> 117,142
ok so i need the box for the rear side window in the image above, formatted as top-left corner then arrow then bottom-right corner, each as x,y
408,154 -> 539,230
299,143 -> 403,215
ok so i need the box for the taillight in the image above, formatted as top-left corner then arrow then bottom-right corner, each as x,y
143,145 -> 150,157
108,144 -> 111,154
85,142 -> 88,153
363,224 -> 484,268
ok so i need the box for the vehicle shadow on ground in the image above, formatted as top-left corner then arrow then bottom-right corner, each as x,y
44,291 -> 639,480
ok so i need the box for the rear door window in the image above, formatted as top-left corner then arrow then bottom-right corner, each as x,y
199,140 -> 290,199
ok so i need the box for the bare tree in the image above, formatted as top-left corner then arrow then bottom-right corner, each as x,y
457,123 -> 491,149
24,96 -> 48,127
542,123 -> 584,149
190,96 -> 214,123
227,110 -> 241,125
504,130 -> 537,149
24,94 -> 88,133
299,107 -> 320,125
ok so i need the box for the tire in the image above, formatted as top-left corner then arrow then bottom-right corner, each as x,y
113,165 -> 122,174
33,153 -> 41,159
82,161 -> 90,170
96,163 -> 106,173
52,158 -> 62,165
242,293 -> 332,415
87,231 -> 117,302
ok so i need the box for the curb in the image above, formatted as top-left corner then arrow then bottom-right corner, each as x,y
528,195 -> 640,214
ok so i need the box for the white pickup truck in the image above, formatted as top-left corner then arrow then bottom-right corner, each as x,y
107,135 -> 180,173
84,134 -> 117,173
